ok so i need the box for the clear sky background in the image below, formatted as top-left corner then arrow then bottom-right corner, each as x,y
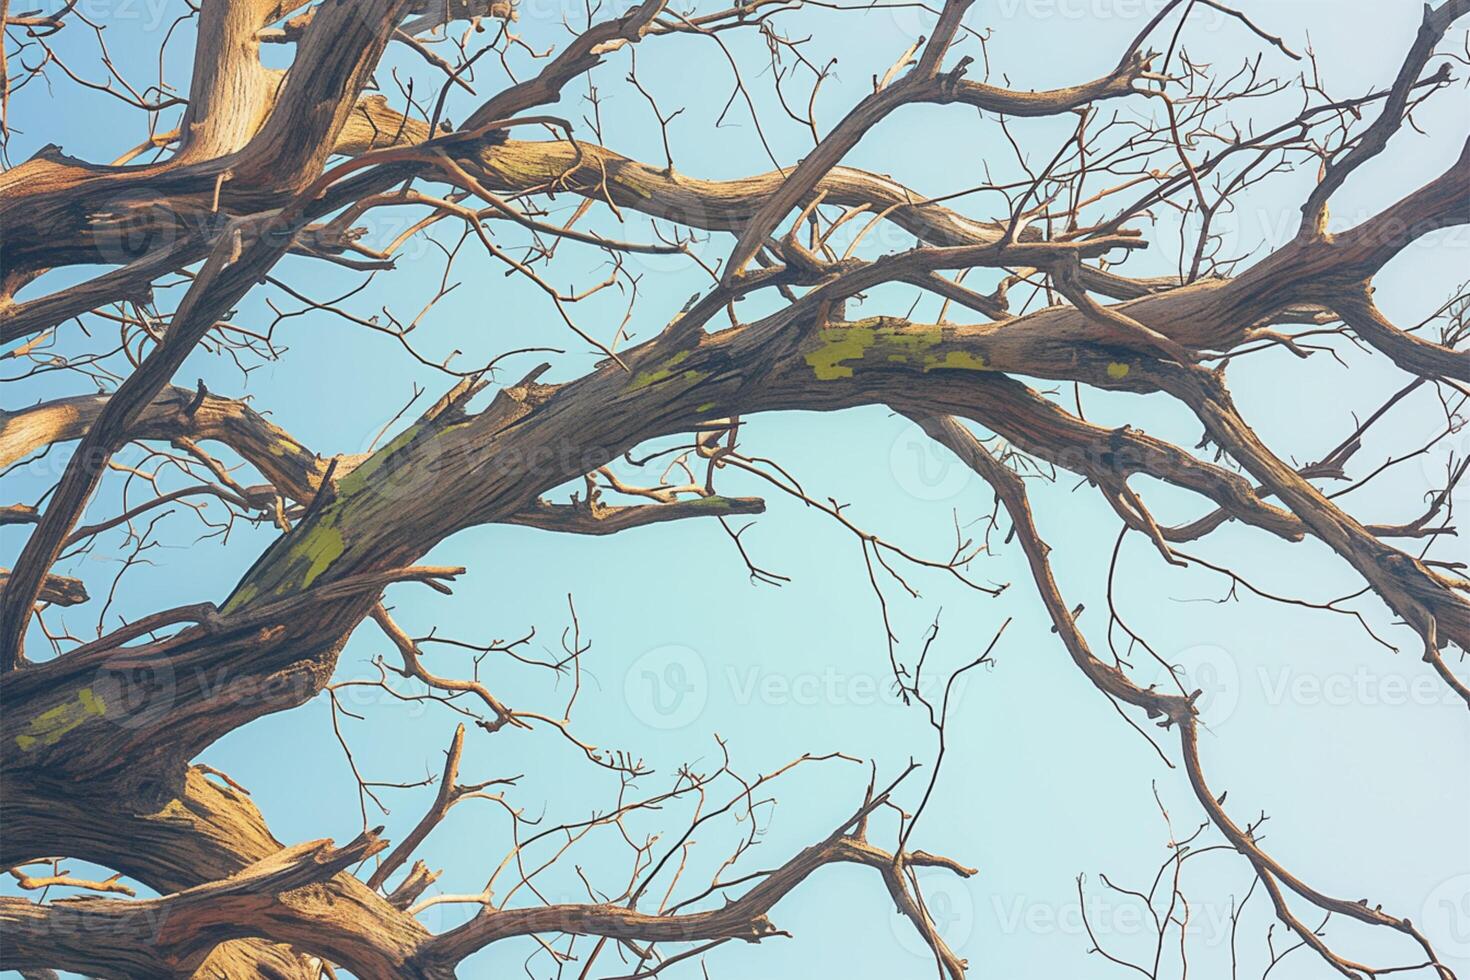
3,1 -> 1469,978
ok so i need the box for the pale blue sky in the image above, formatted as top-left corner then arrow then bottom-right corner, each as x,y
3,1 -> 1468,977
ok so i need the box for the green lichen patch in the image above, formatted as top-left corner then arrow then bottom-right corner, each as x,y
224,583 -> 259,612
686,495 -> 725,507
930,350 -> 987,371
805,320 -> 988,380
1107,361 -> 1131,379
629,350 -> 694,390
16,687 -> 107,751
296,523 -> 346,590
222,509 -> 347,614
223,415 -> 451,614
805,323 -> 881,380
338,422 -> 423,496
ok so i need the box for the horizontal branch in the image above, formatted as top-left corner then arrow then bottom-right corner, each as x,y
428,798 -> 974,971
0,302 -> 1358,781
1,385 -> 328,500
505,495 -> 765,535
1336,289 -> 1469,382
0,830 -> 436,980
0,570 -> 88,608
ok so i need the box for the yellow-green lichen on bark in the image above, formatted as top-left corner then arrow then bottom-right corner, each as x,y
221,417 -> 453,615
930,350 -> 987,371
16,687 -> 107,750
805,320 -> 988,380
222,414 -> 458,615
221,509 -> 347,614
295,523 -> 346,589
225,582 -> 259,612
686,495 -> 725,507
629,350 -> 695,390
337,422 -> 422,496
1107,361 -> 1131,379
